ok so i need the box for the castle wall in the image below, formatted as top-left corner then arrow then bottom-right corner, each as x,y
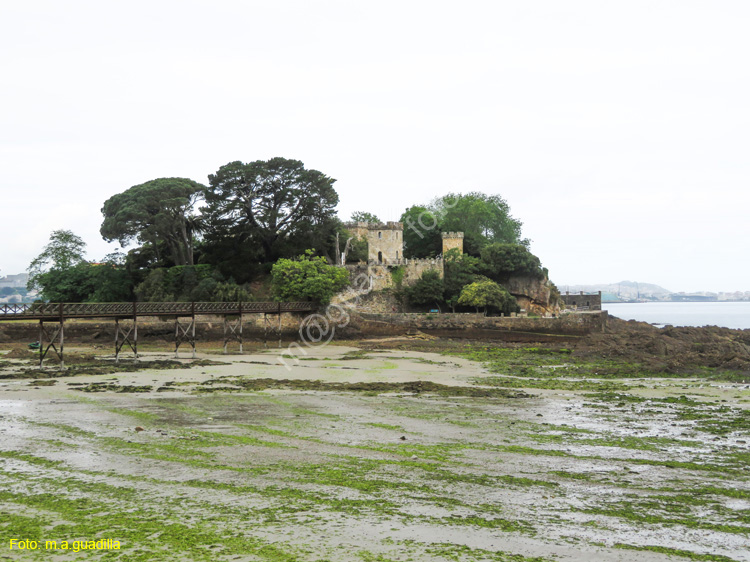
343,258 -> 443,293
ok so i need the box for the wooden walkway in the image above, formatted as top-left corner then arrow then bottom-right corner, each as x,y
0,301 -> 317,369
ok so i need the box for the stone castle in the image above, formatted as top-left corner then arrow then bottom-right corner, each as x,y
340,221 -> 556,314
341,221 -> 463,292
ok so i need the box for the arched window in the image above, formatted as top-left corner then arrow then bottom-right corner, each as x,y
378,232 -> 382,239
378,251 -> 383,263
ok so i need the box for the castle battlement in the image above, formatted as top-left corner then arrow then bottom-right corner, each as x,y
441,232 -> 464,239
344,221 -> 403,231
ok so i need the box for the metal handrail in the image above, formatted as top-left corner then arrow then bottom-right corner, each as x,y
0,301 -> 316,321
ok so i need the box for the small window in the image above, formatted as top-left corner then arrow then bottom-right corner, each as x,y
378,232 -> 382,239
396,251 -> 399,260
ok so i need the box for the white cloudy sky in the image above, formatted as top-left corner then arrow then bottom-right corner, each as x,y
1,1 -> 748,293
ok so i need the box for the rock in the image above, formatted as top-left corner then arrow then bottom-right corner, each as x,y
399,435 -> 407,440
135,426 -> 145,432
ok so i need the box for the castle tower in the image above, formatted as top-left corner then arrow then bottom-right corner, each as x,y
441,232 -> 464,255
343,221 -> 404,264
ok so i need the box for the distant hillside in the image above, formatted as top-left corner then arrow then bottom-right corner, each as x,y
559,281 -> 672,301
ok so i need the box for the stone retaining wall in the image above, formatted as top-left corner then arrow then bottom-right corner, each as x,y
343,311 -> 607,337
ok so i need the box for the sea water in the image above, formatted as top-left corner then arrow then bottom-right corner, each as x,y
603,302 -> 750,330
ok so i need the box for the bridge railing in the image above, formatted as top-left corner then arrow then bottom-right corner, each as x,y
0,301 -> 317,319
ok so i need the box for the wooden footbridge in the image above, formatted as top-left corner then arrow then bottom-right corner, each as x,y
0,302 -> 317,369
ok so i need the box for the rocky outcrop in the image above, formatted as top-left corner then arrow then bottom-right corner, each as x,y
504,276 -> 559,315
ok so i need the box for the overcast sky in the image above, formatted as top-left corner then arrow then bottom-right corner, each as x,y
1,1 -> 748,293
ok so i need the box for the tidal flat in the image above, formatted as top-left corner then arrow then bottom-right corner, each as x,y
0,339 -> 749,562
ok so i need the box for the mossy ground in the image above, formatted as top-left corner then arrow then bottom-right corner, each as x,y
1,342 -> 748,561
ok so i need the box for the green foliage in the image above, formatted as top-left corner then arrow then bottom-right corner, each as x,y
203,158 -> 339,265
338,227 -> 368,263
347,235 -> 368,263
480,243 -> 545,282
27,230 -> 87,291
134,265 -> 252,302
443,249 -> 483,311
435,192 -> 525,255
350,211 -> 380,223
390,266 -> 405,289
406,270 -> 444,309
35,261 -> 134,303
270,250 -> 349,304
458,279 -> 518,315
100,178 -> 204,266
400,205 -> 442,258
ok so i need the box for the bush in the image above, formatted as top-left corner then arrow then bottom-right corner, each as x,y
270,250 -> 349,304
458,279 -> 519,315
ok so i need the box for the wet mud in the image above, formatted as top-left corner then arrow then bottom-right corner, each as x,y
0,339 -> 748,561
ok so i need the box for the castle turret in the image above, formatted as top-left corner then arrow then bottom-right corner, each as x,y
343,221 -> 404,264
441,232 -> 464,255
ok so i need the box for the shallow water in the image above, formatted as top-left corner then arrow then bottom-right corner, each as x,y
604,301 -> 750,329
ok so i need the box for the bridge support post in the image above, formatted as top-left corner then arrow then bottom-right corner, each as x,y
263,311 -> 282,348
175,303 -> 197,359
223,302 -> 243,354
174,317 -> 196,358
114,316 -> 138,363
38,319 -> 64,370
278,303 -> 282,348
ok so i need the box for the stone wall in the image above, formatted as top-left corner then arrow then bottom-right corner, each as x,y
441,232 -> 464,255
340,310 -> 607,338
560,291 -> 602,311
344,259 -> 443,293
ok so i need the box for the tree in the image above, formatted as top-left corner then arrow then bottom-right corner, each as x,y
350,211 -> 380,223
399,205 -> 442,258
442,248 -> 482,312
406,270 -> 444,310
480,243 -> 545,283
100,178 -> 204,266
134,264 -> 251,302
27,230 -> 87,291
433,192 -> 526,255
270,250 -> 349,305
458,279 -> 518,315
203,158 -> 339,264
34,258 -> 134,303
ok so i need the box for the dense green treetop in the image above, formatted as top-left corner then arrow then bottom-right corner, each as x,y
400,205 -> 442,258
203,158 -> 339,264
400,192 -> 526,257
435,192 -> 525,255
100,178 -> 204,266
480,243 -> 545,282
